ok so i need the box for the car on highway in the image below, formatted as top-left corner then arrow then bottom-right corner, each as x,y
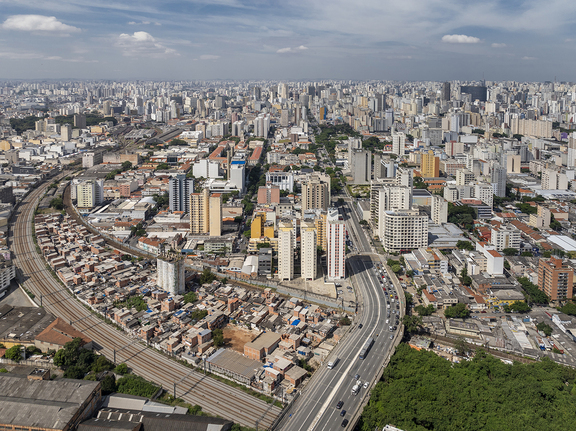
395,295 -> 398,299
390,335 -> 394,340
354,374 -> 360,380
363,381 -> 369,389
341,419 -> 349,427
336,400 -> 344,409
358,323 -> 363,329
340,409 -> 347,417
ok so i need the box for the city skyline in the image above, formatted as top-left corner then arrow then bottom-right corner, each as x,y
1,0 -> 576,81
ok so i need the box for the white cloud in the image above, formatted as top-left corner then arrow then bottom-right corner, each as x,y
199,54 -> 220,60
491,43 -> 506,48
115,31 -> 178,57
2,15 -> 80,34
128,21 -> 155,25
277,45 -> 308,53
522,56 -> 536,60
441,34 -> 480,44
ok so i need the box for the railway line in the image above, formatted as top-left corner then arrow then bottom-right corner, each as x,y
9,182 -> 281,429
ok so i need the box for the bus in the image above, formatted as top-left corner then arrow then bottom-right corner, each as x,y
359,337 -> 374,359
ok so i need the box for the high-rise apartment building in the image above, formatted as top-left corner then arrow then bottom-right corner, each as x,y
475,183 -> 494,207
230,163 -> 246,194
156,256 -> 185,295
431,195 -> 448,224
441,82 -> 451,102
456,169 -> 475,186
82,152 -> 103,168
209,193 -> 222,237
542,169 -> 569,191
395,167 -> 413,188
257,185 -> 280,205
538,257 -> 574,302
74,113 -> 86,128
392,132 -> 406,156
76,180 -> 104,209
491,225 -> 521,251
302,175 -> 329,212
327,209 -> 346,280
61,124 -> 72,141
420,150 -> 439,178
278,220 -> 294,281
251,212 -> 275,239
190,189 -> 209,234
491,164 -> 507,197
300,221 -> 317,280
350,149 -> 371,184
381,209 -> 428,252
169,174 -> 194,213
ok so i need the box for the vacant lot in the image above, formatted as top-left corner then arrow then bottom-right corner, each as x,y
223,326 -> 256,353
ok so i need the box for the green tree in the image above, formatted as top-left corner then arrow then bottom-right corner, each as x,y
404,291 -> 413,306
188,404 -> 204,416
156,162 -> 170,170
101,374 -> 117,394
521,251 -> 533,257
199,268 -> 216,285
444,303 -> 470,319
415,304 -> 435,316
54,337 -> 83,367
537,322 -> 553,336
456,240 -> 474,251
340,316 -> 351,326
116,375 -> 159,397
212,328 -> 225,347
64,365 -> 86,379
402,315 -> 423,334
50,197 -> 64,210
183,291 -> 198,304
505,301 -> 531,313
0,368 -> 8,373
4,345 -> 23,362
502,248 -> 518,256
121,161 -> 132,171
114,363 -> 129,375
560,302 -> 576,316
517,277 -> 549,304
455,337 -> 472,356
359,343 -> 576,431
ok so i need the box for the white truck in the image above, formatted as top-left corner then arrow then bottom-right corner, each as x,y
327,357 -> 339,369
352,384 -> 359,395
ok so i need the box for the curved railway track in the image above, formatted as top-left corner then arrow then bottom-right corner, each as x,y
9,182 -> 281,429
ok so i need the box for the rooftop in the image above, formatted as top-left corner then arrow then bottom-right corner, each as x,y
207,348 -> 262,381
0,373 -> 100,429
0,305 -> 55,343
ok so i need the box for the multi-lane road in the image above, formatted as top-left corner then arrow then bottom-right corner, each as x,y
10,182 -> 281,430
277,197 -> 402,430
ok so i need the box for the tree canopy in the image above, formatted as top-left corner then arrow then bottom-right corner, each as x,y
444,303 -> 470,319
517,277 -> 549,305
456,240 -> 474,251
359,343 -> 576,431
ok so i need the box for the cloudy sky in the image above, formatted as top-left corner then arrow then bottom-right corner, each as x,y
0,0 -> 575,81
